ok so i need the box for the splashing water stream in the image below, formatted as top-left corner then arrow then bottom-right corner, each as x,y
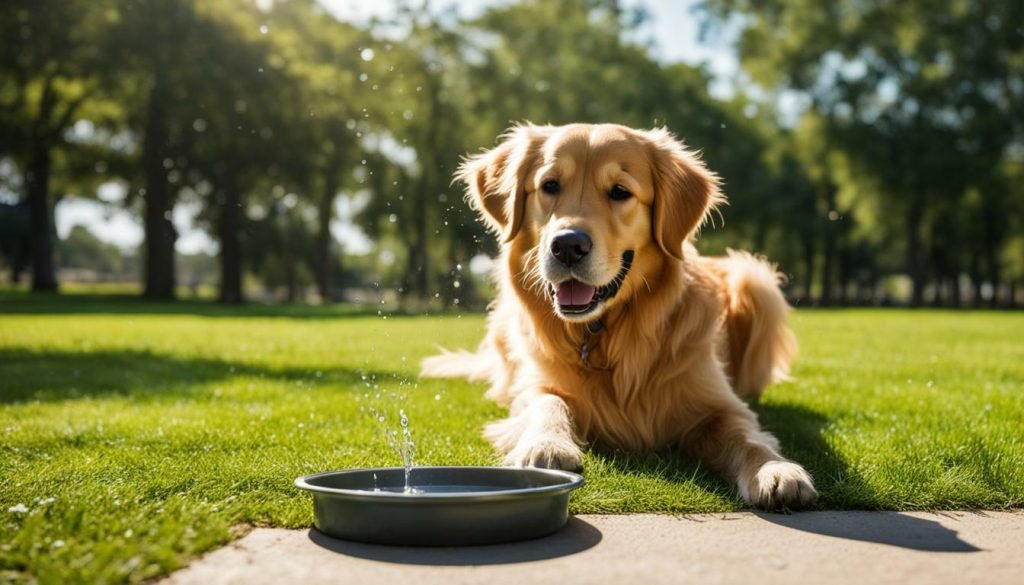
371,405 -> 418,493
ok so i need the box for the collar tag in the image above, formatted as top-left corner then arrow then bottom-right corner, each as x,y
580,318 -> 605,367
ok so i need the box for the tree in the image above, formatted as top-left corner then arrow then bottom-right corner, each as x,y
0,1 -> 112,292
701,0 -> 1024,306
266,0 -> 375,302
110,0 -> 302,303
57,225 -> 128,277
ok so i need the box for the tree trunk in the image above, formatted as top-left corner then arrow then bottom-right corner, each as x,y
950,255 -> 962,309
969,254 -> 983,307
987,247 -> 1001,310
401,239 -> 420,310
411,175 -> 430,300
907,195 -> 925,308
818,185 -> 838,307
141,74 -> 176,300
315,194 -> 334,303
26,141 -> 58,292
218,175 -> 243,304
929,234 -> 946,308
316,144 -> 344,303
802,235 -> 816,306
285,258 -> 297,303
837,247 -> 850,307
866,269 -> 879,306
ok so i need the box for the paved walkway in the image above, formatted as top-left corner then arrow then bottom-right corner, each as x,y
160,511 -> 1023,585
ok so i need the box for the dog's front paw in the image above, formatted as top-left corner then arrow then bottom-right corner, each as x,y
744,460 -> 817,510
504,436 -> 584,471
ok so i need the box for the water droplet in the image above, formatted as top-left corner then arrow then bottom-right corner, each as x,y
259,24 -> 269,35
360,48 -> 375,61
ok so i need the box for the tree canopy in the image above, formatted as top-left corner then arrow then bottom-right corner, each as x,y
0,0 -> 1020,308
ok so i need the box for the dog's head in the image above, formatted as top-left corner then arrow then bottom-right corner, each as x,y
457,123 -> 722,323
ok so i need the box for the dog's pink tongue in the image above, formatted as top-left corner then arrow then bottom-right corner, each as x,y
556,280 -> 596,306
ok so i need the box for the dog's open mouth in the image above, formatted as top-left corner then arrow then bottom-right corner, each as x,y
552,251 -> 634,317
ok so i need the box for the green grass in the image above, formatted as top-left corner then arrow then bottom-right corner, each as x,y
1,292 -> 1023,583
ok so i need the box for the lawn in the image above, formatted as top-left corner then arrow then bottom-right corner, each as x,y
1,293 -> 1022,584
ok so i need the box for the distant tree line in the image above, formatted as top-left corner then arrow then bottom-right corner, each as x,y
1,0 -> 1021,308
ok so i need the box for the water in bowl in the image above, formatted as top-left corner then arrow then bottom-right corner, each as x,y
371,484 -> 508,494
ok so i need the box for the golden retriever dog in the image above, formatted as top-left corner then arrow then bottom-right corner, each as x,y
422,123 -> 815,509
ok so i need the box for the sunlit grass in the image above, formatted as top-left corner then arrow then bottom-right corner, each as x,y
1,296 -> 1022,583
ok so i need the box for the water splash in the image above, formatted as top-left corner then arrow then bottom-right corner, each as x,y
369,404 -> 418,493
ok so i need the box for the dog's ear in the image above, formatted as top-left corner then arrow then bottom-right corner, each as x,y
455,125 -> 548,243
646,128 -> 724,260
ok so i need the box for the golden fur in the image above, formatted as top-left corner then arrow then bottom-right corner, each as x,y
422,123 -> 814,509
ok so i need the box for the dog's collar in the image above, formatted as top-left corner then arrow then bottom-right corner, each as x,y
579,318 -> 605,367
576,250 -> 635,368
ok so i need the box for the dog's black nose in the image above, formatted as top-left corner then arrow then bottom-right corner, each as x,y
551,230 -> 592,267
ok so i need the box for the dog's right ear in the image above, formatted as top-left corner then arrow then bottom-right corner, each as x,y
455,125 -> 548,243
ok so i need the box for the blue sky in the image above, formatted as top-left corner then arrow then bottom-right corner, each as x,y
56,0 -> 739,256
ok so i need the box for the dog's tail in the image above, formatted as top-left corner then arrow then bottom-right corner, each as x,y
716,249 -> 797,400
420,348 -> 492,382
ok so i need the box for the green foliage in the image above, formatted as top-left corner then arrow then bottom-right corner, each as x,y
0,0 -> 1021,305
702,0 -> 1024,305
57,225 -> 136,279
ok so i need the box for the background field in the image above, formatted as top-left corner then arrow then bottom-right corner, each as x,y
2,295 -> 1023,583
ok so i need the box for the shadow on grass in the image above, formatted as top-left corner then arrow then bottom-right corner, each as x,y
306,517 -> 602,565
583,402 -> 980,551
588,446 -> 736,502
0,347 -> 400,404
0,291 -> 384,319
584,403 -> 856,509
754,402 -> 980,552
0,290 -> 472,320
753,402 -> 873,508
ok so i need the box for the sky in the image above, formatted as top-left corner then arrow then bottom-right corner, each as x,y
55,0 -> 739,257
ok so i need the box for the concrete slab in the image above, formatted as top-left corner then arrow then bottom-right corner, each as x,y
160,511 -> 1024,585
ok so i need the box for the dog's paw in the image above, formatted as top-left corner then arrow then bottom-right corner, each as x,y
744,460 -> 817,510
504,436 -> 584,471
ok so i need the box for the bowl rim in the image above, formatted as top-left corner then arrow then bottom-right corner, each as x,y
294,465 -> 585,500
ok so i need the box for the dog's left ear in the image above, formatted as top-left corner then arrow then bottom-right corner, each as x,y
646,128 -> 724,260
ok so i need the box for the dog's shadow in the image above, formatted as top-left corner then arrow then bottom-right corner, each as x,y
592,402 -> 979,553
752,401 -> 867,506
586,402 -> 850,508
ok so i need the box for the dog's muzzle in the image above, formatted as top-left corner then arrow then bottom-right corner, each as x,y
551,250 -> 634,316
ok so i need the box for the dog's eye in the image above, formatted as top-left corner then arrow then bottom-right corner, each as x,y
541,180 -> 560,195
609,184 -> 632,201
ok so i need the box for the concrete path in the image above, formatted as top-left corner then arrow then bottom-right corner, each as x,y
160,511 -> 1023,585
